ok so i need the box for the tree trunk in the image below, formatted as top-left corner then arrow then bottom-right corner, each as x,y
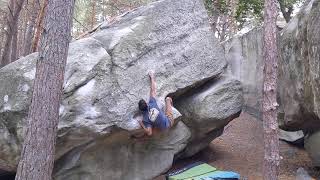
262,0 -> 280,179
0,34 -> 2,60
209,0 -> 220,35
102,0 -> 107,21
278,0 -> 293,23
10,0 -> 25,62
1,0 -> 25,67
1,0 -> 15,67
219,15 -> 227,41
229,0 -> 238,35
0,15 -> 6,59
91,0 -> 96,29
10,21 -> 18,62
14,0 -> 75,180
17,6 -> 28,58
31,0 -> 48,53
10,0 -> 24,62
23,0 -> 40,56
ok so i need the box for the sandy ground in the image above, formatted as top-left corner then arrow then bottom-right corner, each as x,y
154,113 -> 320,180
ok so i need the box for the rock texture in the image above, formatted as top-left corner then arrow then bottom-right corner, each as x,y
223,28 -> 263,119
0,0 -> 243,179
305,131 -> 320,167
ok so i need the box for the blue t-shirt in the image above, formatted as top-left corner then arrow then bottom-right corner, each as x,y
142,97 -> 170,130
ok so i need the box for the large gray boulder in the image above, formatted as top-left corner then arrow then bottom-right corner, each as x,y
224,0 -> 320,167
223,28 -> 263,119
0,0 -> 243,179
278,0 -> 320,132
175,75 -> 242,157
278,0 -> 320,166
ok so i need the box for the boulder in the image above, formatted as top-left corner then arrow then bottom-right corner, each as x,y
223,1 -> 320,128
175,75 -> 243,157
224,0 -> 320,167
305,131 -> 320,167
296,167 -> 313,180
222,28 -> 263,119
278,129 -> 304,146
278,0 -> 320,132
278,0 -> 320,166
0,0 -> 243,179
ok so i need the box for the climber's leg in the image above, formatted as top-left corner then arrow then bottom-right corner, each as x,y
165,97 -> 174,127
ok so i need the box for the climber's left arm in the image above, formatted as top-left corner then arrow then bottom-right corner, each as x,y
149,71 -> 156,98
138,120 -> 153,136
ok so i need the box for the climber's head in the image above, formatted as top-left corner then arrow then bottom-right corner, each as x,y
138,99 -> 148,111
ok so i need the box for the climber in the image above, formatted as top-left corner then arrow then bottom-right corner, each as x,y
137,71 -> 174,136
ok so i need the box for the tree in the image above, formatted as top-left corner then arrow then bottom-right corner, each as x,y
204,0 -> 237,41
0,0 -> 25,67
22,0 -> 41,56
10,0 -> 25,62
0,11 -> 6,59
90,0 -> 96,29
14,0 -> 75,180
262,0 -> 280,179
236,0 -> 305,27
278,0 -> 294,23
31,0 -> 48,52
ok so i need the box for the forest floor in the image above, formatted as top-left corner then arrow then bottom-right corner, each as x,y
154,112 -> 320,180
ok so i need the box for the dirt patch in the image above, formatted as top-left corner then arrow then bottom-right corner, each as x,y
155,113 -> 320,180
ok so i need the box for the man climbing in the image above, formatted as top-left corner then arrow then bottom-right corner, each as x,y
137,71 -> 174,136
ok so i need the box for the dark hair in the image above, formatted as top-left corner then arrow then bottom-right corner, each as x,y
138,99 -> 148,111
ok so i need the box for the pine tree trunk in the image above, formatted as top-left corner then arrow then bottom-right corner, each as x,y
219,15 -> 227,41
278,0 -> 293,23
31,0 -> 48,53
23,0 -> 40,56
1,0 -> 25,67
0,15 -> 5,59
10,0 -> 25,62
0,35 -> 2,60
102,0 -> 107,20
10,23 -> 18,62
91,0 -> 96,29
230,0 -> 238,34
209,0 -> 219,35
262,0 -> 280,179
17,6 -> 28,58
1,0 -> 15,67
14,0 -> 75,180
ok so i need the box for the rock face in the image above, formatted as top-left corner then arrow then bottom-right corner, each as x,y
278,0 -> 320,166
278,0 -> 320,132
305,131 -> 320,167
175,75 -> 242,157
223,28 -> 263,119
224,0 -> 320,167
0,0 -> 243,179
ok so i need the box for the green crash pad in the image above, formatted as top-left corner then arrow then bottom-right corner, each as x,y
166,162 -> 240,180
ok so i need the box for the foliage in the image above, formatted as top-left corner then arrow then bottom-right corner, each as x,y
73,0 -> 152,37
204,0 -> 229,16
235,0 -> 264,27
204,0 -> 305,30
235,0 -> 305,27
